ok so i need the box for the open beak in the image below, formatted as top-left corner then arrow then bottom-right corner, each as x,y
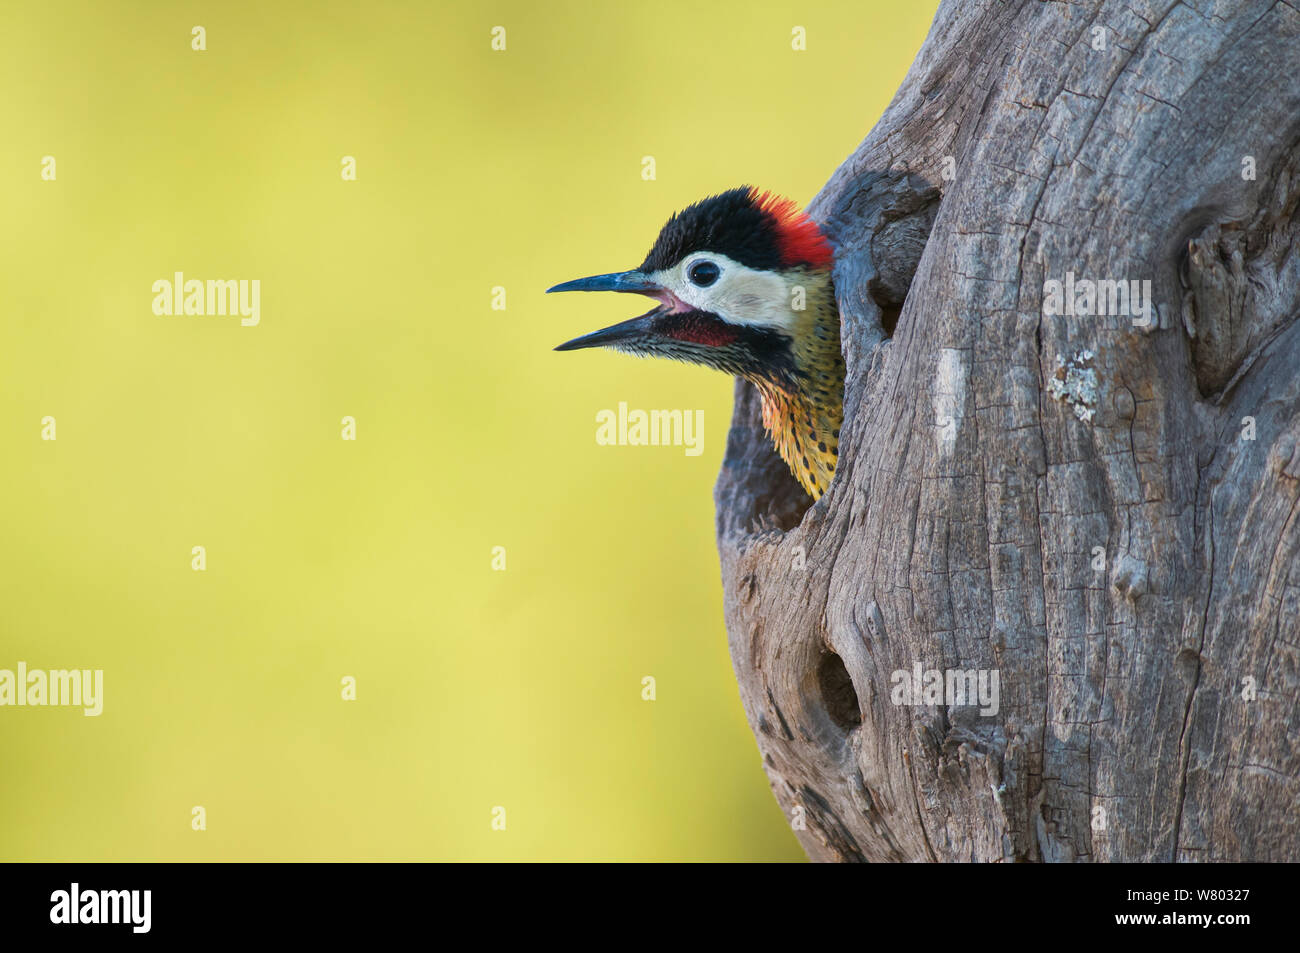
547,269 -> 664,352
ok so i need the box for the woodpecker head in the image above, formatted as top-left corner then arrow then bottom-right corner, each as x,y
549,186 -> 835,389
549,186 -> 844,500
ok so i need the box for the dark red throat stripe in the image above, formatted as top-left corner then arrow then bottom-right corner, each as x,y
662,314 -> 740,347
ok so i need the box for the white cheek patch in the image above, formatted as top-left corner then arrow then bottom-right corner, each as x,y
653,254 -> 798,332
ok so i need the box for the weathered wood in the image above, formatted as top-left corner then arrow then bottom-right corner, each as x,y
715,0 -> 1300,862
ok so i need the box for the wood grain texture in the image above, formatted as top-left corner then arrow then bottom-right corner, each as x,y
715,0 -> 1300,862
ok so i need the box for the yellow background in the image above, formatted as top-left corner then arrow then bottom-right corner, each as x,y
0,1 -> 936,861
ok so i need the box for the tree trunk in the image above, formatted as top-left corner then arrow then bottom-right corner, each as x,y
716,0 -> 1300,862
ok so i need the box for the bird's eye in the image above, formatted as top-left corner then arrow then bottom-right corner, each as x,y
687,260 -> 720,287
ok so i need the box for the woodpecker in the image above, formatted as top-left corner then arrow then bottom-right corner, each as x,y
549,186 -> 843,500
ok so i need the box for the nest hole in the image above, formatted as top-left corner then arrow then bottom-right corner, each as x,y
817,650 -> 863,733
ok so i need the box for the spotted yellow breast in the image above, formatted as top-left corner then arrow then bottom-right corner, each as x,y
751,276 -> 844,500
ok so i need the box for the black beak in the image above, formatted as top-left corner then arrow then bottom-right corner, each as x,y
552,311 -> 658,352
547,269 -> 665,352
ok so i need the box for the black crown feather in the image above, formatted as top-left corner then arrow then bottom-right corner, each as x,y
640,186 -> 787,273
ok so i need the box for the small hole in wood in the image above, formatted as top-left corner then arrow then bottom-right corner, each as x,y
817,650 -> 862,733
